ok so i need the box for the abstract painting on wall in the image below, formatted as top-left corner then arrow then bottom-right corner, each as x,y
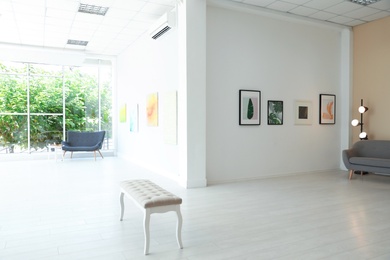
294,100 -> 312,125
319,94 -> 336,124
147,93 -> 158,126
239,90 -> 261,125
162,91 -> 177,145
129,104 -> 139,132
119,103 -> 126,123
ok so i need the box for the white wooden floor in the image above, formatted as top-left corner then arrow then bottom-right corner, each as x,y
1,157 -> 390,260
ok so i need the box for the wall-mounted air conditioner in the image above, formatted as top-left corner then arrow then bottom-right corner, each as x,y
149,10 -> 176,40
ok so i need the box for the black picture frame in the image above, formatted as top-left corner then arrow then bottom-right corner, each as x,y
267,100 -> 283,125
239,90 -> 261,125
319,94 -> 336,125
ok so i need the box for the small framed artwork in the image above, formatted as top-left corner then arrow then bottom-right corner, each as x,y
294,100 -> 312,125
239,90 -> 261,125
319,94 -> 336,124
147,92 -> 158,126
129,104 -> 139,132
119,103 -> 127,123
268,100 -> 283,125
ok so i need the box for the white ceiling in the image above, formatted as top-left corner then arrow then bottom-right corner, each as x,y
0,0 -> 176,56
232,0 -> 390,26
0,0 -> 390,57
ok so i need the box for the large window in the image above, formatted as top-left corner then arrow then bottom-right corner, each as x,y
0,61 -> 113,154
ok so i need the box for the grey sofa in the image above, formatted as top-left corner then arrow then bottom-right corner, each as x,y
62,131 -> 106,160
342,140 -> 390,179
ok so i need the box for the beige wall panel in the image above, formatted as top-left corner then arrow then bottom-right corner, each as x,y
353,16 -> 390,143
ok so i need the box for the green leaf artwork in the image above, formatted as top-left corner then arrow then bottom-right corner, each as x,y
247,98 -> 254,119
268,101 -> 283,125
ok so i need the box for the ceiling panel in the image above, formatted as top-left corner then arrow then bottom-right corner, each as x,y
267,1 -> 297,12
290,6 -> 318,16
304,0 -> 345,9
344,6 -> 381,18
309,11 -> 338,20
324,2 -> 363,15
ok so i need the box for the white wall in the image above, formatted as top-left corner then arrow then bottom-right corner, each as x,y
116,28 -> 180,178
116,3 -> 350,186
206,6 -> 345,183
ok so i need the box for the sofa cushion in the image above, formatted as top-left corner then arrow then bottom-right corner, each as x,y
67,131 -> 105,147
350,157 -> 390,168
62,145 -> 100,151
352,140 -> 390,158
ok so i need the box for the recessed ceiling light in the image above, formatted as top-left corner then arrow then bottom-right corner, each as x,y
67,39 -> 88,46
350,0 -> 381,6
78,3 -> 109,16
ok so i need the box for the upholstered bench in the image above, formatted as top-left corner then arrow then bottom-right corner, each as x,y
119,179 -> 183,255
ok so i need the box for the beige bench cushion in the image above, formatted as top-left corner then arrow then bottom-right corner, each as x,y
120,179 -> 182,208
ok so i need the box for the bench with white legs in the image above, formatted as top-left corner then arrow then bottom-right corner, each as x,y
119,179 -> 183,255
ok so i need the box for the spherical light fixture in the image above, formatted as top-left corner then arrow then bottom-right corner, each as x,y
351,119 -> 359,127
359,132 -> 368,140
358,106 -> 368,113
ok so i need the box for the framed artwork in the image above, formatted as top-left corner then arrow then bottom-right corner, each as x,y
119,103 -> 127,123
294,100 -> 312,125
267,100 -> 283,125
162,91 -> 177,145
239,90 -> 261,125
319,94 -> 336,124
147,93 -> 158,126
129,104 -> 139,132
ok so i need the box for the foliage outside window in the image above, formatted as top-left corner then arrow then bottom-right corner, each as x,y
0,61 -> 112,154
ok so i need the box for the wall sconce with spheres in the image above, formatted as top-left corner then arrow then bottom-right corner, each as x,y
351,99 -> 368,140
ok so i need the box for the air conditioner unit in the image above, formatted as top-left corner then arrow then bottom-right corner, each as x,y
149,11 -> 176,40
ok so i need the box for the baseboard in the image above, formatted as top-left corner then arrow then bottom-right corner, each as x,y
207,169 -> 343,185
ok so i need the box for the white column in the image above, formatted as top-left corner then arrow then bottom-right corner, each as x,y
340,28 -> 353,170
177,0 -> 207,188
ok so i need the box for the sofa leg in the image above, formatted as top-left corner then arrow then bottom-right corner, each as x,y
98,150 -> 104,159
94,151 -> 96,161
349,170 -> 354,180
71,152 -> 73,159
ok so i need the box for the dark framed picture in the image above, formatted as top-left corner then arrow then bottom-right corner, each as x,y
239,90 -> 261,125
267,100 -> 283,125
294,100 -> 312,125
319,94 -> 336,124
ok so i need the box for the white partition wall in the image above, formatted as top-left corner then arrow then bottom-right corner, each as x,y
206,4 -> 348,183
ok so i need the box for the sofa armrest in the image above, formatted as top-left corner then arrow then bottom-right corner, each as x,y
342,148 -> 358,169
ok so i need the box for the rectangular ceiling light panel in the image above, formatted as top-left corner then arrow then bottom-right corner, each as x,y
350,0 -> 381,5
67,39 -> 88,46
78,3 -> 109,16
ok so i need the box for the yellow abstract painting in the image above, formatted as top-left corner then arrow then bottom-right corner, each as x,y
147,93 -> 158,126
119,103 -> 126,123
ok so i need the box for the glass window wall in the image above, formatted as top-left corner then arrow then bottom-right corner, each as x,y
0,61 -> 113,154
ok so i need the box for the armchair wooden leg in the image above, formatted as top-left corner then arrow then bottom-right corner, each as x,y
349,170 -> 354,180
97,150 -> 104,159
